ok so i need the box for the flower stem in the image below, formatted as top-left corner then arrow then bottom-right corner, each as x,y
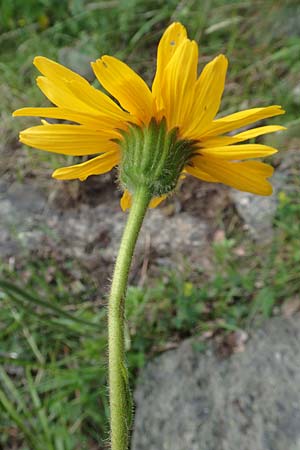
108,186 -> 151,450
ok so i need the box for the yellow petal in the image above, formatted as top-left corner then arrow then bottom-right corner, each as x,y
149,195 -> 167,208
161,39 -> 198,130
184,165 -> 218,182
13,107 -> 126,129
52,150 -> 119,181
36,76 -> 131,125
120,190 -> 166,211
243,160 -> 274,176
20,124 -> 120,155
152,22 -> 187,110
182,55 -> 228,138
197,143 -> 277,160
34,56 -> 89,84
36,76 -> 97,114
202,105 -> 285,137
120,190 -> 132,211
34,56 -> 131,122
200,125 -> 286,147
66,79 -> 135,123
192,156 -> 274,195
92,56 -> 155,124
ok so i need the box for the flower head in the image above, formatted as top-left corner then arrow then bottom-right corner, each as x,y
13,22 -> 285,210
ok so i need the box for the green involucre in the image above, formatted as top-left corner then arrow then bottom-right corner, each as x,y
118,118 -> 197,197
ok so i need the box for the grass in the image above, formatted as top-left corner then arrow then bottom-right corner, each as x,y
1,0 -> 300,448
0,263 -> 108,449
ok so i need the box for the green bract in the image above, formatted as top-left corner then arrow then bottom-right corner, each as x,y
118,119 -> 197,198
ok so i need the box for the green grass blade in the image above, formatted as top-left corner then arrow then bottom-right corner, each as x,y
0,279 -> 98,329
0,366 -> 29,414
0,388 -> 37,448
1,290 -> 90,336
26,367 -> 54,450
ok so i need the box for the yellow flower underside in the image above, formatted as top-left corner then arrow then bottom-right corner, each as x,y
13,22 -> 285,210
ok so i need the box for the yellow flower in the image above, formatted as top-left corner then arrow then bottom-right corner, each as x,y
13,22 -> 285,211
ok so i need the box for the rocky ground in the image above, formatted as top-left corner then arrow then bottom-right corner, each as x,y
1,149 -> 298,282
0,171 -> 227,291
132,314 -> 300,450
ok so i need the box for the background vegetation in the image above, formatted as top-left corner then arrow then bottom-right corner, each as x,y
1,1 -> 299,449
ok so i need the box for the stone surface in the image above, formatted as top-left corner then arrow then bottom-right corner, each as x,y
230,189 -> 277,243
132,315 -> 300,450
0,181 -> 208,274
0,181 -> 47,257
231,149 -> 300,243
58,47 -> 95,81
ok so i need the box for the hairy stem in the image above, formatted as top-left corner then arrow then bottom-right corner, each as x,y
108,186 -> 151,450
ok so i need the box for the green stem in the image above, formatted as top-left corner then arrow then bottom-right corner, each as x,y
108,185 -> 151,450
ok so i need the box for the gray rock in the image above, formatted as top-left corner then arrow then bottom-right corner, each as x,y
230,190 -> 277,243
140,209 -> 208,257
0,181 -> 208,277
132,315 -> 300,450
58,47 -> 95,81
292,84 -> 300,106
0,181 -> 48,257
231,149 -> 300,243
